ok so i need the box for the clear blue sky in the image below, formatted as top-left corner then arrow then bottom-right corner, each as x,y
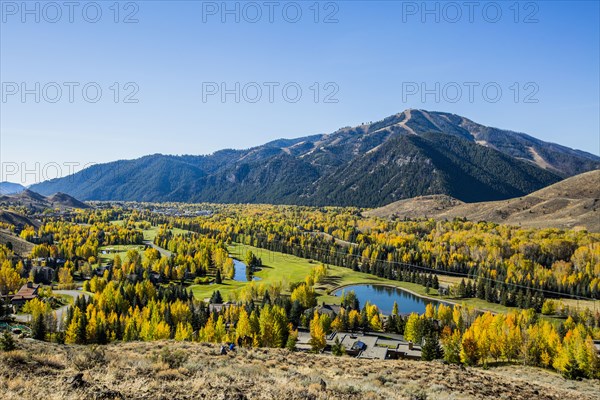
1,1 -> 598,185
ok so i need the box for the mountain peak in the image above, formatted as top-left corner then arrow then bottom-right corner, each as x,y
0,181 -> 26,195
20,189 -> 47,202
48,192 -> 90,209
29,110 -> 600,207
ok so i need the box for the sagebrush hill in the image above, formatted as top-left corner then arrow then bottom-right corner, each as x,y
2,340 -> 599,400
365,170 -> 600,232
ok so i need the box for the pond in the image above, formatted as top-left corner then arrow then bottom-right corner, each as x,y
0,322 -> 31,335
232,259 -> 261,282
332,284 -> 439,315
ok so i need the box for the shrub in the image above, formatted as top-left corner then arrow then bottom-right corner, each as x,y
154,346 -> 189,369
70,345 -> 106,371
541,299 -> 556,315
0,331 -> 16,351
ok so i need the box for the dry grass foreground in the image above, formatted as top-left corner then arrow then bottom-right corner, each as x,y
1,340 -> 599,400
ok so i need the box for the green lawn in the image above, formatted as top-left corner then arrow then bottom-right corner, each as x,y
189,243 -> 453,305
99,224 -> 190,264
98,244 -> 147,265
142,226 -> 190,242
108,220 -> 189,242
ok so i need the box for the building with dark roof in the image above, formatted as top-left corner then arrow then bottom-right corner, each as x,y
11,282 -> 40,310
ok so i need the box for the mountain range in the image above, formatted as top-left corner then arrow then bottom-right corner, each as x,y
0,181 -> 25,195
0,189 -> 90,214
29,109 -> 600,207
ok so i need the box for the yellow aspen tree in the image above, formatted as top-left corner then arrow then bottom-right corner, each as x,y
309,312 -> 326,353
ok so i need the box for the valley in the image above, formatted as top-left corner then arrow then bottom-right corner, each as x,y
0,188 -> 599,397
5,1 -> 599,398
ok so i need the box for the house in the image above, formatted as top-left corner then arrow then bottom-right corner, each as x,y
306,303 -> 342,319
327,332 -> 388,359
30,266 -> 54,283
438,284 -> 450,296
208,302 -> 233,313
324,331 -> 422,360
393,342 -> 422,360
358,345 -> 389,360
11,282 -> 40,310
94,265 -> 111,277
295,330 -> 313,351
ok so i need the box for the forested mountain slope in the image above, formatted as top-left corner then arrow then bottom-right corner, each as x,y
31,110 -> 600,206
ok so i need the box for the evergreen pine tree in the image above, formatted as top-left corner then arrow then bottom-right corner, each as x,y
0,330 -> 15,351
458,279 -> 466,298
32,314 -> 46,341
500,287 -> 508,306
421,331 -> 443,361
289,300 -> 302,327
360,309 -> 369,332
285,332 -> 297,351
332,337 -> 345,356
466,281 -> 474,297
476,278 -> 486,299
263,291 -> 271,306
210,290 -> 223,304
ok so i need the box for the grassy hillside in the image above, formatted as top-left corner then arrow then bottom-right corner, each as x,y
1,340 -> 598,400
365,170 -> 600,232
0,229 -> 34,256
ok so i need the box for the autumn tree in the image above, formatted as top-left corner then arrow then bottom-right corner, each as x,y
236,308 -> 253,346
309,312 -> 326,353
290,283 -> 317,308
460,328 -> 479,366
58,266 -> 74,289
0,260 -> 22,295
404,313 -> 424,344
441,326 -> 461,364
